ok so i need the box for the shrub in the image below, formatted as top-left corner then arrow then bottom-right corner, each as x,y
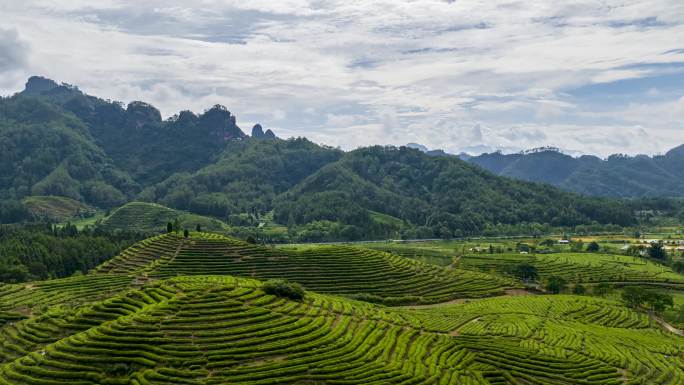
586,242 -> 600,252
262,279 -> 305,300
572,284 -> 586,295
545,276 -> 566,294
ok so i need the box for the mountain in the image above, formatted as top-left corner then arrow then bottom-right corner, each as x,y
467,147 -> 684,197
0,76 -> 641,239
0,93 -> 137,208
19,76 -> 247,185
273,146 -> 634,238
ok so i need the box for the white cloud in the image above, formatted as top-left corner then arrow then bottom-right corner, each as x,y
1,0 -> 683,155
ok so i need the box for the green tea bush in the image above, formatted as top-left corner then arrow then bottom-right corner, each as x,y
262,279 -> 305,301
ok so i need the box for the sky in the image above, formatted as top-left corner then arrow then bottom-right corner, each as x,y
1,1 -> 683,157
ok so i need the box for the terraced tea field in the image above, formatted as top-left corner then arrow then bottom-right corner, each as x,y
405,295 -> 684,384
1,232 -> 683,384
460,252 -> 684,286
2,274 -> 682,384
100,202 -> 230,233
97,233 -> 512,304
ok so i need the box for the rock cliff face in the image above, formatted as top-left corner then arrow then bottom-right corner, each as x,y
199,104 -> 246,141
251,123 -> 276,139
23,76 -> 60,95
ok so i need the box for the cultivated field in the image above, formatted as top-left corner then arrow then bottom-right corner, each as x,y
0,233 -> 683,384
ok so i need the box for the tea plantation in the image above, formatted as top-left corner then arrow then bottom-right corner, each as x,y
460,252 -> 684,286
0,233 -> 682,384
97,233 -> 513,304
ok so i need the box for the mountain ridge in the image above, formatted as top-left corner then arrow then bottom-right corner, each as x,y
408,142 -> 684,198
0,76 -> 644,239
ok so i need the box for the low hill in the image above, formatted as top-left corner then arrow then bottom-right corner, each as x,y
467,147 -> 684,197
21,195 -> 96,221
95,232 -> 511,303
99,202 -> 229,233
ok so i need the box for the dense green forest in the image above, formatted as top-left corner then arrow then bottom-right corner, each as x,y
0,223 -> 144,283
1,76 -> 682,241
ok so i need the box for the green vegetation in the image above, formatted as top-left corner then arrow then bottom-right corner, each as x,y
0,231 -> 682,383
274,146 -> 635,239
460,252 -> 684,287
0,223 -> 143,283
405,294 -> 684,384
99,201 -> 230,233
468,146 -> 684,198
263,279 -> 305,300
8,77 -> 681,242
21,195 -> 97,221
99,233 -> 511,304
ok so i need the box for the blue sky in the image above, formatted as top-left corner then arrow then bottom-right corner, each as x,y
0,0 -> 683,156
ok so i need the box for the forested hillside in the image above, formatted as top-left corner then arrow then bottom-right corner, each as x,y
0,76 -> 643,240
467,146 -> 684,197
274,146 -> 634,238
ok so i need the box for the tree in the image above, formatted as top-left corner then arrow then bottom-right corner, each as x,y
0,262 -> 30,283
648,242 -> 667,260
173,218 -> 180,233
644,291 -> 673,313
621,286 -> 645,308
262,279 -> 305,300
539,239 -> 555,247
166,222 -> 173,233
586,242 -> 600,252
516,242 -> 531,253
673,261 -> 684,274
545,276 -> 566,294
512,263 -> 538,283
183,229 -> 189,238
572,284 -> 586,295
571,241 -> 584,252
245,235 -> 256,244
593,283 -> 612,296
195,224 -> 202,232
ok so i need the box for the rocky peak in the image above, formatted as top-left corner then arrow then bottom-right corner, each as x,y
126,101 -> 162,128
264,129 -> 276,139
665,144 -> 684,158
23,76 -> 60,95
199,104 -> 245,140
251,124 -> 265,138
251,124 -> 276,139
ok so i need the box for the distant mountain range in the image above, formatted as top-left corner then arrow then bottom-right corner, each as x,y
409,144 -> 684,198
0,76 -> 647,239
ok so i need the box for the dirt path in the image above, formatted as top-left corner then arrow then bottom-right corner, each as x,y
651,313 -> 684,336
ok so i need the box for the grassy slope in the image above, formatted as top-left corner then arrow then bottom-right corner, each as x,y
100,201 -> 230,233
21,195 -> 97,221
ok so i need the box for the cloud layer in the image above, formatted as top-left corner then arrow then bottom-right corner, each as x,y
1,0 -> 684,156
